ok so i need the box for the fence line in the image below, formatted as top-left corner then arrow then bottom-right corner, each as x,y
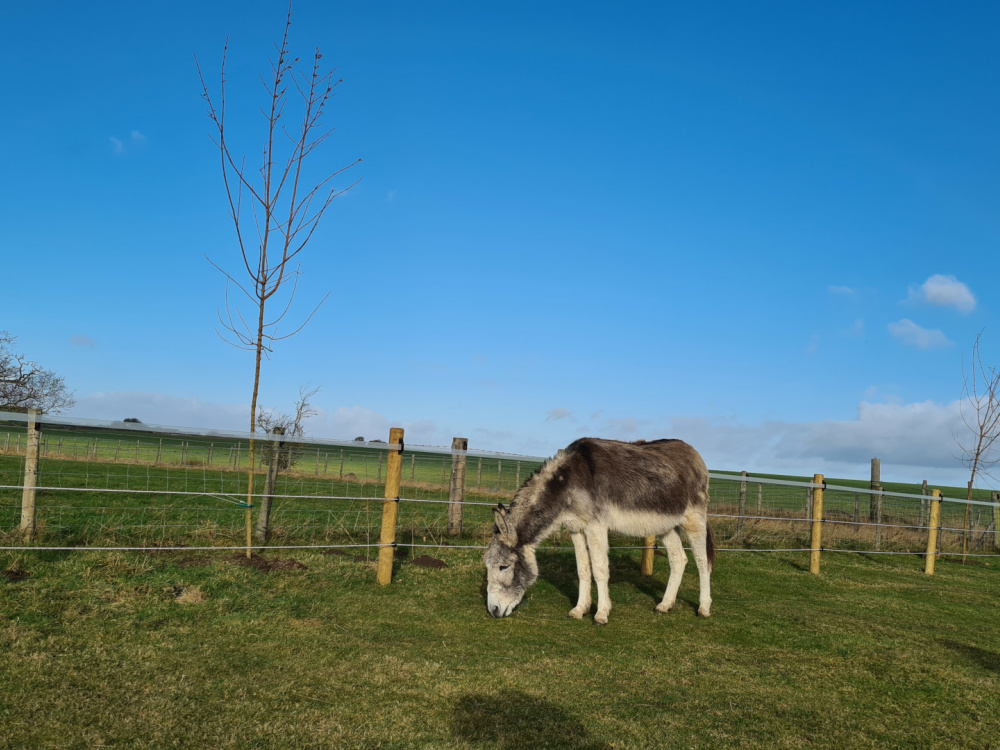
3,415 -> 1000,579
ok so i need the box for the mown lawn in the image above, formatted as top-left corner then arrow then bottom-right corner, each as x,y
1,546 -> 998,749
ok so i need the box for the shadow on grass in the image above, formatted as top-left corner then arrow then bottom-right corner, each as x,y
939,640 -> 1000,674
453,691 -> 610,750
537,551 -> 672,611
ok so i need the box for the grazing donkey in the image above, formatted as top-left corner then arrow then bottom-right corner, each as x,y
484,438 -> 714,624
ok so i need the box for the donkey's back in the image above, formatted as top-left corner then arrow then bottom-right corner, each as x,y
563,437 -> 709,517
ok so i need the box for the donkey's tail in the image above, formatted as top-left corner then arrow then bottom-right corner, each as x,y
706,523 -> 715,572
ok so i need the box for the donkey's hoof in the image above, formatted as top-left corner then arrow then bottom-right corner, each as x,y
593,614 -> 609,626
698,605 -> 712,618
567,608 -> 587,620
654,602 -> 673,614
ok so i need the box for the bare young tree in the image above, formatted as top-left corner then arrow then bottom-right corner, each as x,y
254,386 -> 319,543
956,332 -> 1000,560
0,332 -> 75,414
196,3 -> 359,554
256,385 -> 319,469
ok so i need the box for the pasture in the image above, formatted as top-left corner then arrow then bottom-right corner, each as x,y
2,547 -> 999,748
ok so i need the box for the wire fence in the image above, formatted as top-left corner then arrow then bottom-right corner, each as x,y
2,412 -> 999,561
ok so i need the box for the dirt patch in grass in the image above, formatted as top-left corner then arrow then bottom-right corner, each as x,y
175,557 -> 214,569
322,548 -> 348,556
228,554 -> 307,573
410,555 -> 448,569
270,559 -> 307,572
2,569 -> 30,582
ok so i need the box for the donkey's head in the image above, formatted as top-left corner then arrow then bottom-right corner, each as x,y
484,503 -> 537,618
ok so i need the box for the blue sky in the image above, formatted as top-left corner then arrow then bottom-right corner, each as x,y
2,1 -> 998,484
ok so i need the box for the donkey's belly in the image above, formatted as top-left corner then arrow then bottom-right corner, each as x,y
602,507 -> 683,537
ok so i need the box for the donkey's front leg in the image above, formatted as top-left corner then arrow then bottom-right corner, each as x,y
584,525 -> 612,625
567,531 -> 592,619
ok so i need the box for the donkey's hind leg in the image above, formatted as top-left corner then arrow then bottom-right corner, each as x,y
654,527 -> 687,613
685,513 -> 713,617
567,531 -> 592,620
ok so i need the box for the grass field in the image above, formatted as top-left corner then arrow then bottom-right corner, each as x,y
1,546 -> 999,748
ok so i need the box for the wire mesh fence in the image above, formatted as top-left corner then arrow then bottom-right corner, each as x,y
2,412 -> 998,559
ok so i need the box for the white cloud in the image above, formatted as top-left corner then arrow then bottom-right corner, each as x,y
845,319 -> 864,337
908,274 -> 976,314
828,285 -> 855,296
109,137 -> 124,154
888,319 -> 952,349
586,400 -> 978,485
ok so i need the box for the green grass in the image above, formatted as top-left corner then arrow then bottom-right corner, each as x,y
0,422 -> 543,495
1,547 -> 998,748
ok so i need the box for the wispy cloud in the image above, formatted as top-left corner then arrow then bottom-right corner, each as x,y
907,274 -> 976,314
887,319 -> 952,349
828,285 -> 855,296
845,319 -> 865,338
546,408 -> 574,422
109,130 -> 147,156
69,334 -> 95,347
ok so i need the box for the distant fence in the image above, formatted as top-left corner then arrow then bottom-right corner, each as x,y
2,411 -> 999,582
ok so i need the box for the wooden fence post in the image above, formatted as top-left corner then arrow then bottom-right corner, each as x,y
992,492 -> 1000,553
376,428 -> 405,586
810,474 -> 824,575
640,536 -> 656,576
737,471 -> 747,540
448,438 -> 468,537
925,490 -> 942,575
254,429 -> 284,544
871,458 -> 882,551
19,409 -> 41,540
962,480 -> 973,563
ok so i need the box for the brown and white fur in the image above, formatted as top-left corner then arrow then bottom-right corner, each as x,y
484,438 -> 714,624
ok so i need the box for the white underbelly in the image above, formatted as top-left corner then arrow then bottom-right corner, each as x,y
602,507 -> 684,537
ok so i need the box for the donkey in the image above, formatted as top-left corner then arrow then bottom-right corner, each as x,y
484,437 -> 714,624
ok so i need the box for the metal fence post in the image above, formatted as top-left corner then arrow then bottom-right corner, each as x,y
810,474 -> 824,575
925,489 -> 942,575
376,428 -> 405,586
448,438 -> 468,537
19,409 -> 41,540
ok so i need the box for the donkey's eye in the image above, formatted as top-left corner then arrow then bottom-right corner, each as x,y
499,565 -> 510,571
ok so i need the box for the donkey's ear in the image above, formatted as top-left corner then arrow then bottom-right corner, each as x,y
492,504 -> 517,546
